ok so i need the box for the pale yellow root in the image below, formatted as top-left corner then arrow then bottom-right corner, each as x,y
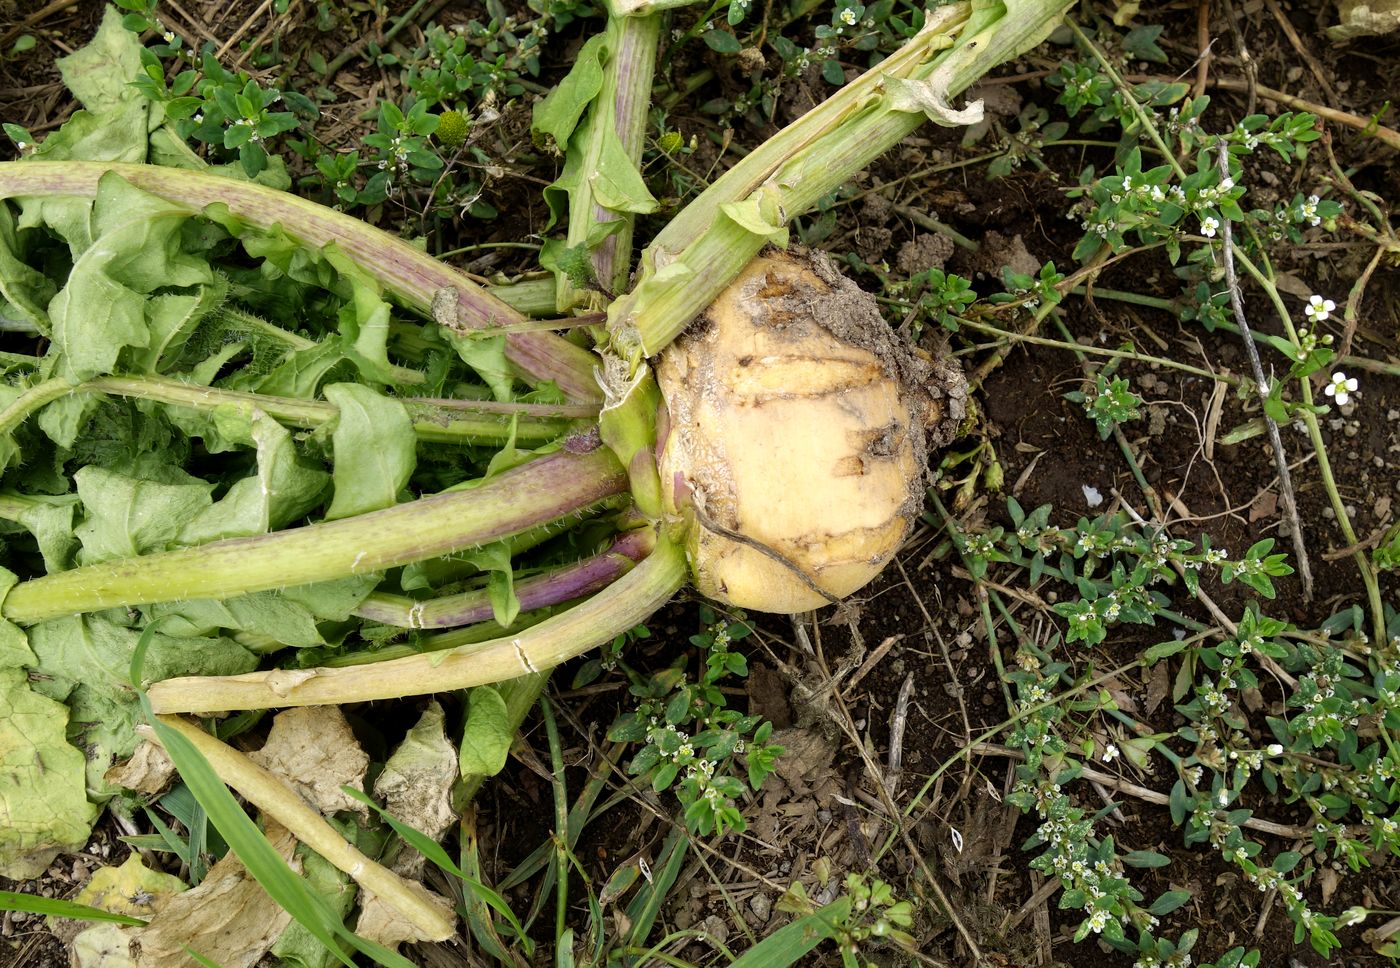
656,252 -> 927,612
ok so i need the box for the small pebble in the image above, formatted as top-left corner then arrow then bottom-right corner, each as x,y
750,893 -> 772,922
701,914 -> 729,945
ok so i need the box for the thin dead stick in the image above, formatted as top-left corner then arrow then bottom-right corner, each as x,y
1215,143 -> 1314,601
1000,873 -> 1059,934
972,743 -> 1321,840
1192,0 -> 1212,101
1262,0 -> 1342,108
1218,0 -> 1258,115
844,634 -> 903,693
214,0 -> 276,60
0,0 -> 80,46
1340,246 -> 1386,361
233,0 -> 301,69
160,0 -> 224,49
811,623 -> 986,963
1115,489 -> 1300,690
146,716 -> 457,941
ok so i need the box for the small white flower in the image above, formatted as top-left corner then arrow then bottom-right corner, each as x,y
14,140 -> 27,151
1102,743 -> 1120,763
1199,215 -> 1220,238
839,7 -> 858,24
162,30 -> 176,43
1324,370 -> 1358,407
1305,294 -> 1336,323
1267,743 -> 1284,756
1300,193 -> 1321,226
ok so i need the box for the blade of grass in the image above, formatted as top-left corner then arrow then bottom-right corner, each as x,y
624,825 -> 687,950
340,786 -> 529,945
151,715 -> 457,943
539,694 -> 571,946
127,621 -> 434,967
0,892 -> 148,927
459,811 -> 533,966
141,806 -> 193,871
143,712 -> 416,967
725,898 -> 852,967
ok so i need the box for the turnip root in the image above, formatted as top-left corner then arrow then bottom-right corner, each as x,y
657,250 -> 967,613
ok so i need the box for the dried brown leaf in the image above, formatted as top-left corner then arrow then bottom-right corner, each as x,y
1145,662 -> 1171,718
249,706 -> 370,817
373,701 -> 458,849
354,881 -> 458,949
104,740 -> 176,797
132,821 -> 299,968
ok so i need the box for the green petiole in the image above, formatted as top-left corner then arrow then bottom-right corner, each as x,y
608,0 -> 1072,357
146,535 -> 687,713
2,446 -> 627,624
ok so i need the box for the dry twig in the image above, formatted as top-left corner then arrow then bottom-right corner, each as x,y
972,743 -> 1322,840
1214,142 -> 1314,600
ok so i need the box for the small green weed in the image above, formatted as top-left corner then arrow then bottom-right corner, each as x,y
595,606 -> 784,836
776,871 -> 918,967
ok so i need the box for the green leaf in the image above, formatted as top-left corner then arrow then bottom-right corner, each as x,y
0,569 -> 34,668
487,570 -> 521,628
1142,638 -> 1189,662
321,248 -> 402,384
719,193 -> 790,247
703,30 -> 742,54
459,685 -> 513,777
532,33 -> 609,147
591,128 -> 660,215
149,575 -> 379,650
47,174 -> 212,381
0,493 -> 78,574
1148,890 -> 1192,916
55,6 -> 144,115
0,668 -> 99,879
73,464 -> 214,564
1168,778 -> 1188,825
1122,849 -> 1171,868
0,202 -> 57,331
322,384 -> 416,520
128,280 -> 229,374
446,331 -> 515,403
177,410 -> 329,545
28,614 -> 255,793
